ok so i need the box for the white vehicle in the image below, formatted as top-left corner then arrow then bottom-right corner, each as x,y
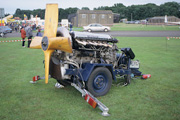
83,23 -> 110,32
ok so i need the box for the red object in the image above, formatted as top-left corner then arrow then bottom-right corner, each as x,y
33,76 -> 40,82
142,74 -> 151,79
84,94 -> 97,108
20,29 -> 26,39
0,23 -> 5,26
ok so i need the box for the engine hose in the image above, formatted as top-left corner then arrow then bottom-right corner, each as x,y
64,61 -> 85,88
63,61 -> 79,69
77,69 -> 85,89
114,52 -> 123,68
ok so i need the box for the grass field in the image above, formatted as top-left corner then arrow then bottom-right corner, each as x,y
0,37 -> 180,120
72,23 -> 180,31
111,23 -> 180,31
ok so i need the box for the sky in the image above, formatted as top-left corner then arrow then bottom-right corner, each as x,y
1,0 -> 180,14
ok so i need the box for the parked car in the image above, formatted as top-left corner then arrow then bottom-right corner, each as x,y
0,27 -> 8,37
0,26 -> 12,33
83,23 -> 110,32
135,20 -> 141,24
126,21 -> 130,24
126,21 -> 136,24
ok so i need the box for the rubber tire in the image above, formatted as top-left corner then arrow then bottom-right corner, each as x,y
104,28 -> 108,32
86,67 -> 112,97
87,29 -> 92,32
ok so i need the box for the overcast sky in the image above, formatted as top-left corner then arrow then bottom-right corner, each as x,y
1,0 -> 180,14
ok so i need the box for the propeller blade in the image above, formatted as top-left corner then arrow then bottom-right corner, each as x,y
42,4 -> 58,84
41,36 -> 72,84
44,4 -> 58,37
30,37 -> 42,49
48,37 -> 72,53
44,50 -> 54,84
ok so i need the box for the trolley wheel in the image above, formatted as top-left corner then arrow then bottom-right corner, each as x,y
86,67 -> 112,97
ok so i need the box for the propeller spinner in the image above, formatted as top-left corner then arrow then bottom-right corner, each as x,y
30,4 -> 72,84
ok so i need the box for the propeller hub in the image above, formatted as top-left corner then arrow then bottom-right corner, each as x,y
41,36 -> 49,51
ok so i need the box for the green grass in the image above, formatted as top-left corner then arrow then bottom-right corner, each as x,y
0,37 -> 180,120
111,23 -> 180,31
72,27 -> 83,31
71,23 -> 180,32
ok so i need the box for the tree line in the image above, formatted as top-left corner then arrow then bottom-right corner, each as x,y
94,2 -> 180,20
14,7 -> 78,22
13,2 -> 180,21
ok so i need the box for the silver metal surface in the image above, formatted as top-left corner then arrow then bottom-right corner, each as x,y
55,82 -> 64,88
73,31 -> 112,39
29,75 -> 51,84
130,60 -> 140,68
101,111 -> 110,116
71,83 -> 86,97
71,83 -> 110,116
39,75 -> 51,80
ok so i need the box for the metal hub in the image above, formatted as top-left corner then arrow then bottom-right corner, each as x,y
41,36 -> 49,51
93,75 -> 107,92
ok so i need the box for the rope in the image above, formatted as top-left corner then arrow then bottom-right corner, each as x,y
0,40 -> 28,43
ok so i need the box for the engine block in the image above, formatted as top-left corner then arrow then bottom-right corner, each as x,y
50,27 -> 135,82
55,30 -> 119,65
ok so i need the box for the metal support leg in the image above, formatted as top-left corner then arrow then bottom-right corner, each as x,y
71,83 -> 110,116
29,75 -> 51,83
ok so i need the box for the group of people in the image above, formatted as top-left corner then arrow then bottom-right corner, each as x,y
20,23 -> 73,48
20,24 -> 42,48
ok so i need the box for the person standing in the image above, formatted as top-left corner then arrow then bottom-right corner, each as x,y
20,27 -> 26,47
25,24 -> 33,48
69,23 -> 73,31
15,26 -> 17,32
